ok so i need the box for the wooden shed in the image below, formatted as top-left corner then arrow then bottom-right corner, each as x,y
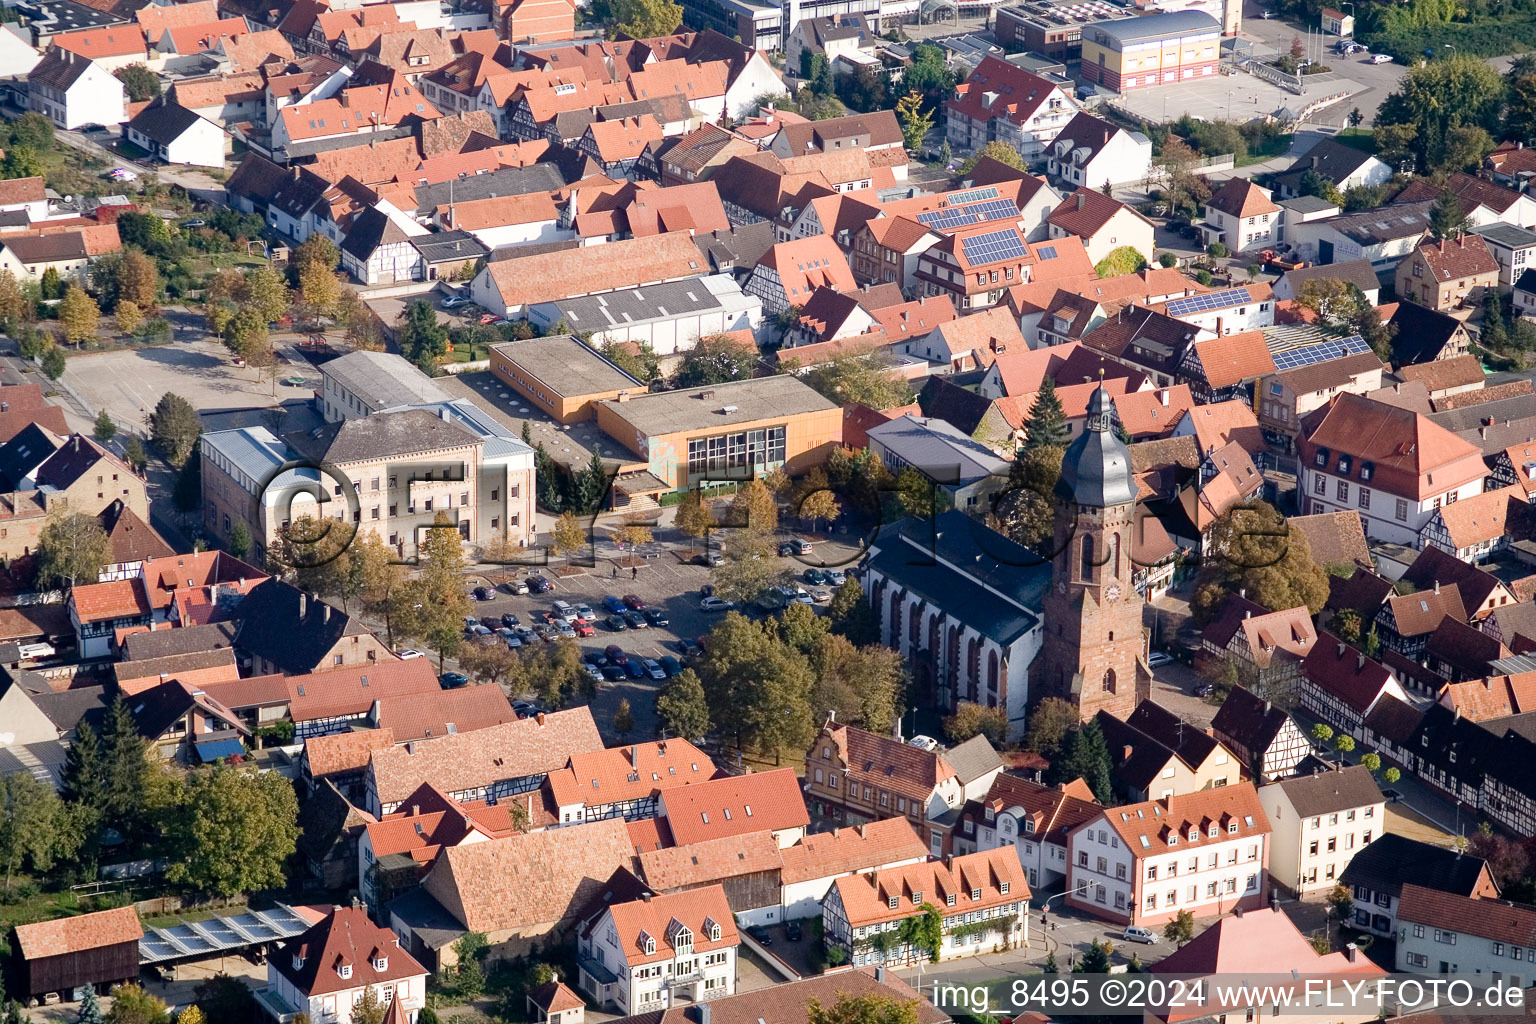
12,906 -> 143,1001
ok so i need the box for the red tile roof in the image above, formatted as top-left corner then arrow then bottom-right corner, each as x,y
658,768 -> 809,847
1094,781 -> 1270,858
948,56 -> 1064,129
273,905 -> 427,998
285,659 -> 443,724
70,579 -> 150,623
779,818 -> 929,885
1191,330 -> 1276,389
1204,177 -> 1280,220
1048,187 -> 1150,240
1397,884 -> 1536,946
13,906 -> 142,960
831,846 -> 1029,929
547,738 -> 713,809
603,886 -> 738,967
1304,632 -> 1397,714
1114,385 -> 1194,439
1413,234 -> 1500,282
1438,671 -> 1536,721
1152,905 -> 1382,981
0,177 -> 45,207
1298,392 -> 1485,501
638,828 -> 781,889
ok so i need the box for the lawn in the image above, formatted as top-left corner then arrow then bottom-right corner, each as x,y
1334,128 -> 1377,153
1234,132 -> 1296,167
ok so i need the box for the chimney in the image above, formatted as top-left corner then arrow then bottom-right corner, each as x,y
1357,653 -> 1365,670
1122,743 -> 1134,761
641,892 -> 652,902
875,965 -> 887,983
535,712 -> 546,726
299,592 -> 308,617
1159,389 -> 1169,407
1215,316 -> 1224,336
1233,906 -> 1244,918
1263,699 -> 1271,714
1244,610 -> 1252,619
1345,943 -> 1359,962
411,804 -> 420,816
323,604 -> 331,623
701,1004 -> 713,1024
1076,192 -> 1085,211
440,407 -> 450,421
1434,580 -> 1440,594
1336,642 -> 1345,657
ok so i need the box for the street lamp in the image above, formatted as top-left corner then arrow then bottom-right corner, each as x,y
1227,91 -> 1233,122
1041,882 -> 1093,920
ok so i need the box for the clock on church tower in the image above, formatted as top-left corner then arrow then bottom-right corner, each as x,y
1029,384 -> 1151,722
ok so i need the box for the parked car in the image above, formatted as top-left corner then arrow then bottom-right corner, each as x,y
479,313 -> 504,325
575,603 -> 595,621
642,658 -> 666,681
585,664 -> 603,684
80,123 -> 110,134
472,586 -> 494,601
513,626 -> 536,643
500,612 -> 521,628
556,621 -> 576,639
439,671 -> 469,688
605,645 -> 629,664
748,926 -> 773,947
603,595 -> 627,615
804,568 -> 827,585
502,579 -> 530,595
624,609 -> 649,629
908,735 -> 940,752
678,638 -> 704,658
605,614 -> 628,631
825,568 -> 847,586
700,596 -> 734,612
601,663 -> 627,681
622,594 -> 646,610
535,623 -> 558,642
503,632 -> 523,649
512,699 -> 538,715
779,539 -> 813,556
574,619 -> 596,637
808,587 -> 832,604
478,616 -> 502,630
624,659 -> 645,679
1122,926 -> 1158,944
553,600 -> 577,622
464,623 -> 492,637
528,574 -> 553,593
785,921 -> 803,942
181,218 -> 206,229
693,552 -> 723,567
442,294 -> 472,309
1195,682 -> 1215,698
1369,52 -> 1393,63
1148,651 -> 1174,668
659,655 -> 683,677
644,608 -> 670,627
395,648 -> 425,660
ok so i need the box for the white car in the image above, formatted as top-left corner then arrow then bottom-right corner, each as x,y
1148,651 -> 1174,668
643,658 -> 666,680
1369,53 -> 1393,63
808,587 -> 832,604
395,648 -> 426,660
700,596 -> 735,612
908,735 -> 940,752
1122,925 -> 1158,944
441,294 -> 472,309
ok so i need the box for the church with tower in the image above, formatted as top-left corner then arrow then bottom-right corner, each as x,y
1031,384 -> 1152,721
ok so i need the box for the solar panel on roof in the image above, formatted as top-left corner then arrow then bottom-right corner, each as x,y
1268,334 -> 1370,372
967,197 -> 1021,221
960,228 -> 1028,265
1164,288 -> 1253,318
918,207 -> 982,230
1037,245 -> 1058,260
946,186 -> 1000,206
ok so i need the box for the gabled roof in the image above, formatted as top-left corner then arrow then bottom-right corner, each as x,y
1434,484 -> 1523,550
1205,177 -> 1279,220
1402,541 -> 1510,612
1190,329 -> 1275,388
1298,392 -> 1484,500
1272,137 -> 1384,191
1408,234 -> 1499,283
305,728 -> 397,779
284,659 -> 442,724
1266,764 -> 1382,816
1286,510 -> 1370,568
1438,670 -> 1536,720
637,828 -> 780,889
1303,632 -> 1396,714
546,738 -> 713,809
1048,187 -> 1148,239
1152,905 -> 1382,979
1385,585 -> 1468,638
272,905 -> 426,997
779,818 -> 928,884
1387,301 -> 1466,367
1211,685 -> 1295,760
830,846 -> 1028,929
13,906 -> 142,960
1091,782 -> 1270,859
948,56 -> 1062,129
127,100 -> 209,146
602,886 -> 738,968
1397,884 -> 1536,946
659,768 -> 808,846
1339,832 -> 1495,898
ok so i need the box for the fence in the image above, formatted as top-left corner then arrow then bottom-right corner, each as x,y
1242,59 -> 1305,95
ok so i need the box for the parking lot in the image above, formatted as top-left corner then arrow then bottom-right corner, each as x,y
62,338 -> 317,433
455,548 -> 836,742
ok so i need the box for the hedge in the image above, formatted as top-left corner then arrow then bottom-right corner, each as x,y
1362,18 -> 1536,59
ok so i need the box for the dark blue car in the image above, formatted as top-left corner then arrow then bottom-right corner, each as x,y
603,594 -> 627,615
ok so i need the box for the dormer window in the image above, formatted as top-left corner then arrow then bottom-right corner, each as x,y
338,964 -> 352,980
707,919 -> 721,941
1361,461 -> 1374,481
912,891 -> 923,905
1168,835 -> 1178,846
1208,826 -> 1218,838
1315,447 -> 1329,467
888,895 -> 899,909
374,957 -> 387,972
1188,829 -> 1198,842
1000,881 -> 1011,895
292,954 -> 305,971
641,930 -> 656,955
1337,455 -> 1351,475
971,888 -> 982,901
1228,823 -> 1239,834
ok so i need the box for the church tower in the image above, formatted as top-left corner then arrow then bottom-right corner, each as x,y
1031,384 -> 1151,722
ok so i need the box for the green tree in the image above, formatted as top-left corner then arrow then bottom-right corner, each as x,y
895,466 -> 940,518
397,298 -> 449,371
1361,752 -> 1382,773
1074,938 -> 1110,973
150,392 -> 202,466
39,265 -> 62,301
100,693 -> 150,841
1431,188 -> 1471,240
105,985 -> 169,1024
41,344 -> 66,381
1311,723 -> 1334,743
799,350 -> 916,409
350,988 -> 386,1024
674,333 -> 757,387
961,140 -> 1026,174
1383,766 -> 1401,784
601,339 -> 660,382
1025,697 -> 1081,760
1374,55 -> 1503,173
656,668 -> 711,740
1326,883 -> 1354,926
613,698 -> 635,739
903,44 -> 955,104
164,765 -> 299,897
1163,910 -> 1195,947
696,612 -> 814,756
0,146 -> 43,180
944,701 -> 1008,745
807,994 -> 921,1024
4,112 -> 53,150
1334,733 -> 1356,753
172,443 -> 201,511
675,489 -> 717,550
93,409 -> 117,444
1052,720 -> 1115,803
61,720 -> 107,813
1190,501 -> 1330,627
59,285 -> 101,347
0,269 -> 31,328
608,0 -> 680,36
993,443 -> 1063,549
1023,378 -> 1068,449
123,436 -> 146,474
894,91 -> 933,151
574,446 -> 610,514
1095,245 -> 1148,277
241,264 -> 290,324
226,521 -> 251,561
400,512 -> 473,671
0,772 -> 86,891
811,632 -> 903,734
114,64 -> 161,101
115,302 -> 144,338
36,508 -> 110,589
827,577 -> 878,646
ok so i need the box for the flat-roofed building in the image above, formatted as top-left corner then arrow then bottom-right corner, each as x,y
527,275 -> 763,355
320,350 -> 450,423
491,335 -> 644,425
1080,11 -> 1220,93
593,376 -> 841,494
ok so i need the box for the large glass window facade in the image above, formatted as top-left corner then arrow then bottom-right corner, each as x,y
687,426 -> 787,476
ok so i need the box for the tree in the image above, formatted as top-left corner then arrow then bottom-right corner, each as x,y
799,350 -> 916,409
297,261 -> 342,322
1025,697 -> 1080,759
226,521 -> 251,561
239,264 -> 290,325
1073,938 -> 1109,974
1431,188 -> 1471,242
807,994 -> 921,1024
1360,752 -> 1381,773
1157,137 -> 1211,219
115,64 -> 161,100
349,988 -> 385,1024
1326,883 -> 1354,925
944,701 -> 1008,745
1374,55 -> 1503,174
1383,767 -> 1401,784
150,392 -> 202,466
602,339 -> 660,382
106,986 -> 168,1024
574,445 -> 610,514
401,513 -> 473,670
173,444 -> 201,511
811,633 -> 903,733
164,765 -> 299,897
613,698 -> 635,739
40,344 -> 66,381
674,333 -> 757,387
174,1008 -> 203,1024
551,510 -> 586,560
993,444 -> 1063,549
291,235 -> 340,289
1311,722 -> 1334,743
61,720 -> 107,813
894,91 -> 932,151
827,577 -> 878,646
123,436 -> 146,474
609,0 -> 681,37
114,301 -> 143,338
675,489 -> 716,550
397,299 -> 449,371
895,466 -> 941,518
1163,910 -> 1195,947
0,146 -> 43,180
0,270 -> 30,328
4,112 -> 53,150
59,285 -> 101,347
1190,501 -> 1331,629
93,409 -> 117,445
0,772 -> 85,891
1023,378 -> 1068,450
656,668 -> 711,740
36,509 -> 110,590
1052,721 -> 1115,803
458,642 -> 519,689
1095,245 -> 1148,278
728,477 -> 778,536
696,613 -> 814,756
1294,277 -> 1396,360
1333,733 -> 1356,753
78,987 -> 104,1024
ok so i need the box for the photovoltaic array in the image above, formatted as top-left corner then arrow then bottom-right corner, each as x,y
1269,334 -> 1370,372
1164,288 -> 1254,318
944,186 -> 1001,206
960,228 -> 1029,264
917,198 -> 1020,231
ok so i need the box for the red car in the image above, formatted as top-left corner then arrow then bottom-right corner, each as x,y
573,618 -> 596,637
479,313 -> 504,325
622,594 -> 646,610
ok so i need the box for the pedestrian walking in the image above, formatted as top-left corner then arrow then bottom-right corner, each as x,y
631,566 -> 638,580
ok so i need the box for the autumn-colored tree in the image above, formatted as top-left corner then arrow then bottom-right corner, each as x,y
59,285 -> 101,347
675,489 -> 716,550
118,248 -> 159,309
551,510 -> 586,560
115,301 -> 144,337
0,269 -> 30,327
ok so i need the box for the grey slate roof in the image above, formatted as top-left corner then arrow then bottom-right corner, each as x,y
232,579 -> 365,675
1086,10 -> 1218,43
410,230 -> 488,263
1267,763 -> 1382,817
866,414 -> 1008,487
122,621 -> 238,661
1280,258 -> 1380,297
1271,137 -> 1382,191
1472,222 -> 1536,249
536,279 -> 728,332
1057,386 -> 1136,507
286,408 -> 481,464
944,734 -> 1003,786
412,163 -> 565,215
127,100 -> 205,146
1339,832 -> 1493,899
322,350 -> 450,411
1316,201 -> 1435,246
